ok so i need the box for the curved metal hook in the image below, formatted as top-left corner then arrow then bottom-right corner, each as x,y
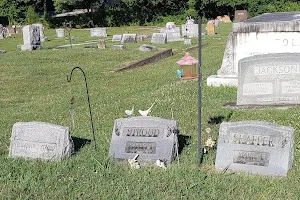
67,66 -> 97,150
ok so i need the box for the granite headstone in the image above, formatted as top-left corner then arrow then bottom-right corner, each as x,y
121,34 -> 137,44
151,33 -> 167,44
112,34 -> 122,42
32,24 -> 45,42
56,29 -> 65,38
237,53 -> 300,105
21,25 -> 41,51
215,121 -> 294,177
9,122 -> 74,161
108,116 -> 178,164
111,45 -> 125,50
90,28 -> 107,37
235,10 -> 248,22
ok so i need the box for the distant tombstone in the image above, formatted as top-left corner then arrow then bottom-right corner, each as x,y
0,24 -> 3,39
235,10 -> 248,22
98,39 -> 106,49
108,116 -> 178,164
56,29 -> 65,38
215,121 -> 294,177
0,50 -> 6,54
21,25 -> 41,51
222,15 -> 232,23
237,53 -> 300,105
32,24 -> 45,42
90,28 -> 107,37
139,44 -> 157,52
182,24 -> 198,38
214,19 -> 220,29
136,35 -> 144,42
207,23 -> 215,35
9,122 -> 74,161
184,39 -> 192,45
111,45 -> 125,50
151,33 -> 167,44
112,34 -> 122,42
121,34 -> 137,44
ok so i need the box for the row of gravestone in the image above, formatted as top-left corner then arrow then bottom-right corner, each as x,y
9,116 -> 293,177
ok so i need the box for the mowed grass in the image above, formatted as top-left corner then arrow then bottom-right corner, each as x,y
1,24 -> 300,199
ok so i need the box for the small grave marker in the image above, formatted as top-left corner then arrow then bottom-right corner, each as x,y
121,34 -> 137,44
98,39 -> 106,49
207,23 -> 215,35
9,122 -> 74,161
184,39 -> 192,45
56,29 -> 65,38
112,34 -> 122,42
111,45 -> 125,50
151,33 -> 167,44
108,116 -> 178,164
139,44 -> 157,52
90,28 -> 107,37
215,121 -> 294,177
235,10 -> 248,22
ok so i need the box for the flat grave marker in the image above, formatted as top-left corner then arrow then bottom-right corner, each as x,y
121,34 -> 137,44
9,122 -> 74,161
90,28 -> 107,37
215,121 -> 294,177
108,116 -> 178,164
112,34 -> 122,42
235,10 -> 248,22
151,33 -> 167,44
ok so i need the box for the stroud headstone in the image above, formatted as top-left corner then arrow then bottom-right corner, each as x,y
108,116 -> 178,164
237,53 -> 300,105
56,29 -> 65,38
32,23 -> 45,42
151,33 -> 167,44
215,121 -> 294,177
9,122 -> 74,161
139,44 -> 157,52
235,10 -> 248,22
90,28 -> 107,37
21,25 -> 41,51
207,12 -> 300,87
121,34 -> 137,44
112,34 -> 122,42
111,45 -> 125,50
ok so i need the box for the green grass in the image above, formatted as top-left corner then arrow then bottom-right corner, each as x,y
1,24 -> 300,199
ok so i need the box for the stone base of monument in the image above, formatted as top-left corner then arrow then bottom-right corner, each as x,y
21,45 -> 41,51
207,75 -> 238,87
9,122 -> 74,161
108,116 -> 179,166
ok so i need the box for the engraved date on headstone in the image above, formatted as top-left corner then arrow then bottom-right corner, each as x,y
233,150 -> 269,166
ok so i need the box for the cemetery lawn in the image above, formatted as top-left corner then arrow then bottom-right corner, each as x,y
1,24 -> 300,199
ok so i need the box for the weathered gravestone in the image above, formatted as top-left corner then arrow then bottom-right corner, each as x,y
21,25 -> 41,51
111,45 -> 125,50
208,12 -> 300,87
9,122 -> 74,161
32,24 -> 45,42
207,23 -> 215,35
121,34 -> 137,44
112,34 -> 122,42
215,121 -> 294,177
90,28 -> 107,37
235,10 -> 248,22
151,33 -> 167,44
108,116 -> 178,164
98,39 -> 106,49
139,44 -> 157,52
56,29 -> 65,38
136,35 -> 144,42
184,39 -> 192,45
237,53 -> 300,105
160,27 -> 182,42
182,24 -> 198,38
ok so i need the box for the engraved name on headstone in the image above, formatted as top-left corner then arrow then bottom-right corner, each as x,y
108,116 -> 178,164
112,34 -> 122,42
9,122 -> 74,161
121,34 -> 137,44
237,53 -> 300,105
151,33 -> 167,44
215,121 -> 294,177
90,28 -> 107,37
21,25 -> 41,51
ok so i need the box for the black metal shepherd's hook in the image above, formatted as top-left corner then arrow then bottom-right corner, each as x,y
67,67 -> 97,150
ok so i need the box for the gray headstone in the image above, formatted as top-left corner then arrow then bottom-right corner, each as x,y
111,45 -> 125,50
139,44 -> 157,52
90,28 -> 107,37
9,122 -> 74,161
160,27 -> 182,42
136,35 -> 144,42
112,34 -> 122,42
32,24 -> 45,42
151,33 -> 167,44
215,121 -> 294,177
121,34 -> 137,44
56,29 -> 65,38
182,24 -> 198,38
98,39 -> 106,49
0,50 -> 6,54
237,53 -> 300,105
184,39 -> 192,45
21,25 -> 41,51
108,116 -> 178,164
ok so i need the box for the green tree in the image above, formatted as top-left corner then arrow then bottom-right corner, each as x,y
26,5 -> 40,24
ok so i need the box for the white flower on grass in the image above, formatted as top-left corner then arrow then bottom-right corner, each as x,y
205,136 -> 215,148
